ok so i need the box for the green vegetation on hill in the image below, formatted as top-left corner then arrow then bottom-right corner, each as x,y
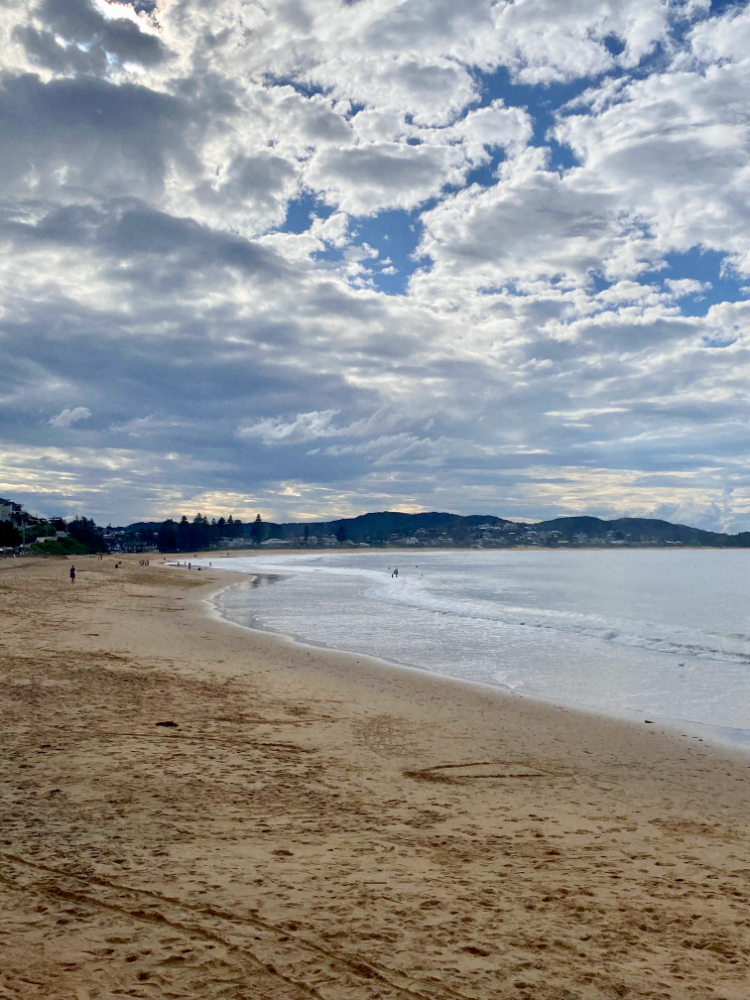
114,509 -> 750,551
278,511 -> 510,544
0,500 -> 108,555
534,516 -> 723,545
534,515 -> 750,546
31,538 -> 90,556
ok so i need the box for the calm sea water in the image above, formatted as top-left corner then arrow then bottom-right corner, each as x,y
195,550 -> 750,745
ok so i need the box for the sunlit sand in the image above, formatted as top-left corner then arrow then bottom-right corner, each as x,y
1,555 -> 748,999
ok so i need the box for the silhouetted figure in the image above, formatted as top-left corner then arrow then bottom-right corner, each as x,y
69,565 -> 76,583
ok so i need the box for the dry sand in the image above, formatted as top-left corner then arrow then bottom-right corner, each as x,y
0,554 -> 748,1000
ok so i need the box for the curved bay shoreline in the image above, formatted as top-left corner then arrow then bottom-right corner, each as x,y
1,554 -> 748,999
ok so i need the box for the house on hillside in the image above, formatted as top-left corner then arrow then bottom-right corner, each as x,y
0,499 -> 33,527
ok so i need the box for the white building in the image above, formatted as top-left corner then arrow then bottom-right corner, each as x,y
0,498 -> 14,522
220,537 -> 248,548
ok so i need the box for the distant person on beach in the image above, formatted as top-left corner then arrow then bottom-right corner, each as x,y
69,565 -> 76,583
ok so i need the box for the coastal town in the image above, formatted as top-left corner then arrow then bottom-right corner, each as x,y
3,496 -> 747,557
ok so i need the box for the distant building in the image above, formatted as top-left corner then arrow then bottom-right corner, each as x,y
0,498 -> 19,522
260,538 -> 293,547
220,537 -> 247,548
35,531 -> 69,544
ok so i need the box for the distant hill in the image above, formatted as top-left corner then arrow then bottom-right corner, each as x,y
121,509 -> 750,550
276,511 -> 750,547
534,516 -> 728,545
276,511 -> 511,543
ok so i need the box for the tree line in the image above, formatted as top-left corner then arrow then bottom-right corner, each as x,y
156,514 -> 264,552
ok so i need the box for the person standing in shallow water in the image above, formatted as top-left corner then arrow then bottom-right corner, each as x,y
69,565 -> 76,583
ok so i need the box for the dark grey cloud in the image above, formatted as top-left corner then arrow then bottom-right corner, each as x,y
2,199 -> 290,280
0,73 -> 196,198
17,0 -> 168,75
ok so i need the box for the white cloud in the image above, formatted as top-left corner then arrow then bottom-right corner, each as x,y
49,406 -> 91,428
305,142 -> 469,215
553,14 -> 750,270
238,410 -> 342,446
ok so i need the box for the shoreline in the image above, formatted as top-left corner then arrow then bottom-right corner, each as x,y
209,572 -> 750,757
165,544 -> 750,554
1,555 -> 749,999
203,557 -> 750,760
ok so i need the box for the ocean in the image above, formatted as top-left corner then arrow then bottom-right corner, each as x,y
194,549 -> 750,747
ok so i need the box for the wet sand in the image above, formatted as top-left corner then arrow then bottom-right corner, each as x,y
1,554 -> 748,1000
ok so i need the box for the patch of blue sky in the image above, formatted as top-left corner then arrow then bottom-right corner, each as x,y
589,272 -> 613,295
643,248 -> 749,318
460,148 -> 506,189
278,194 -> 425,295
472,67 -> 586,172
469,3 -> 732,172
261,75 -> 328,99
280,192 -> 333,234
349,209 -> 426,295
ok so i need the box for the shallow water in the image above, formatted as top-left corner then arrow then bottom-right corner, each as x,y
197,549 -> 750,745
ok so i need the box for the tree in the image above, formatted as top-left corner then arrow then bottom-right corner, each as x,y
68,516 -> 107,553
304,524 -> 309,544
251,514 -> 263,545
336,522 -> 346,543
176,516 -> 192,552
191,513 -> 210,549
0,520 -> 20,547
157,520 -> 178,552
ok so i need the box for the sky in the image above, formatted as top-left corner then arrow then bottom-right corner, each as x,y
2,0 -> 750,530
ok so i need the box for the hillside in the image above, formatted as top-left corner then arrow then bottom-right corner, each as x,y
117,509 -> 750,550
277,511 -> 511,544
533,516 -> 727,546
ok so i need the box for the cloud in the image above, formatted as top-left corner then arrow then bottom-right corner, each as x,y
238,410 -> 342,446
306,142 -> 469,215
49,406 -> 91,427
16,0 -> 167,76
2,0 -> 750,532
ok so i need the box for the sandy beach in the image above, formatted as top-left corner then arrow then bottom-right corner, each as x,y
1,555 -> 748,1000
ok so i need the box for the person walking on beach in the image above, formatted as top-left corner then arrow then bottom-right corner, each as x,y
69,565 -> 76,583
